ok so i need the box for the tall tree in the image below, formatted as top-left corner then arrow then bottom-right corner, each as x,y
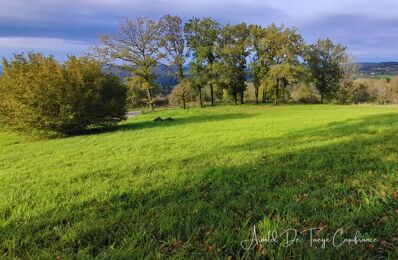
258,24 -> 304,104
337,56 -> 360,103
249,24 -> 267,104
94,17 -> 163,111
217,23 -> 250,104
184,17 -> 220,106
160,15 -> 186,80
189,62 -> 207,108
263,64 -> 307,103
305,38 -> 347,103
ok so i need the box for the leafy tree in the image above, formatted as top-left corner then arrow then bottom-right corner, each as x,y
184,17 -> 220,106
125,76 -> 151,108
250,24 -> 304,104
95,17 -> 163,111
160,15 -> 186,80
217,23 -> 250,104
169,78 -> 193,109
305,38 -> 347,102
189,62 -> 208,107
249,24 -> 267,103
263,63 -> 307,104
0,53 -> 127,135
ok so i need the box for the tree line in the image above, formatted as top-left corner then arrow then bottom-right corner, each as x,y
93,15 -> 352,109
1,15 -> 396,136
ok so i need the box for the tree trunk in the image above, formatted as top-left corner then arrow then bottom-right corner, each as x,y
199,88 -> 203,108
240,91 -> 244,104
255,87 -> 259,104
275,78 -> 279,105
182,92 -> 186,109
320,94 -> 324,103
146,89 -> 153,111
233,93 -> 237,105
262,89 -> 266,103
210,84 -> 214,106
178,65 -> 184,80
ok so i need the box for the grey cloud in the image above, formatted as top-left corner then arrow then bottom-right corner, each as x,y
0,1 -> 397,61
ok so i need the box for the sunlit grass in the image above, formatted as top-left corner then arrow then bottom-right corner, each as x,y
1,104 -> 398,258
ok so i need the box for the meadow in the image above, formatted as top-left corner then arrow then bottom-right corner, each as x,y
1,104 -> 398,258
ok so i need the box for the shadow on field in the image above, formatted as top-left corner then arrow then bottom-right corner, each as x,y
2,113 -> 398,258
76,113 -> 256,136
117,113 -> 255,131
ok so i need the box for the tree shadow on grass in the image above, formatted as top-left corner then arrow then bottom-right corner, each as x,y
76,113 -> 256,136
117,113 -> 256,131
2,113 -> 398,258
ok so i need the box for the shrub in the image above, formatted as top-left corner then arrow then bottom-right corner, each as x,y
337,81 -> 371,104
290,84 -> 320,103
169,79 -> 194,107
0,53 -> 127,135
369,79 -> 395,104
125,78 -> 148,109
350,82 -> 371,104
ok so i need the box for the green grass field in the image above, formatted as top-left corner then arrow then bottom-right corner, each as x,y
1,104 -> 398,259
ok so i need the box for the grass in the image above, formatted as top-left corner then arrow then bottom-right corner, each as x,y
1,104 -> 398,259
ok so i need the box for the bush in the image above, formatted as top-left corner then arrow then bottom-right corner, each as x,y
0,53 -> 127,135
125,78 -> 148,109
337,81 -> 371,104
291,84 -> 320,103
169,79 -> 194,107
369,79 -> 395,104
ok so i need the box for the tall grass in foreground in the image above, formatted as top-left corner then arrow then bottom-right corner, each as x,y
0,104 -> 397,258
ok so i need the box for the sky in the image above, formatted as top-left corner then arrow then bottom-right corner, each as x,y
0,0 -> 397,62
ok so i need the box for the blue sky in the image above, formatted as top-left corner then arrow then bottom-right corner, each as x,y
0,0 -> 397,62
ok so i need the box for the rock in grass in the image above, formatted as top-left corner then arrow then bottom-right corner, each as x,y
154,117 -> 163,121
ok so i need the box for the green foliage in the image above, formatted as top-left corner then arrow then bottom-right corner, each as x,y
125,77 -> 148,109
188,61 -> 208,107
184,17 -> 220,64
160,15 -> 186,80
337,81 -> 371,104
0,53 -> 127,135
185,17 -> 221,106
291,83 -> 320,103
305,38 -> 347,102
252,24 -> 305,104
169,79 -> 194,108
216,23 -> 250,104
94,16 -> 357,107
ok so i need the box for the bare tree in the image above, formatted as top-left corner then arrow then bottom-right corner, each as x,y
340,56 -> 359,89
337,56 -> 361,103
94,17 -> 163,111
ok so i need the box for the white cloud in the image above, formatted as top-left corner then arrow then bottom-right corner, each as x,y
0,37 -> 90,60
0,37 -> 89,50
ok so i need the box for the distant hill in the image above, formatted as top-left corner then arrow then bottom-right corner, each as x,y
2,62 -> 396,81
358,62 -> 398,77
102,64 -> 187,89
